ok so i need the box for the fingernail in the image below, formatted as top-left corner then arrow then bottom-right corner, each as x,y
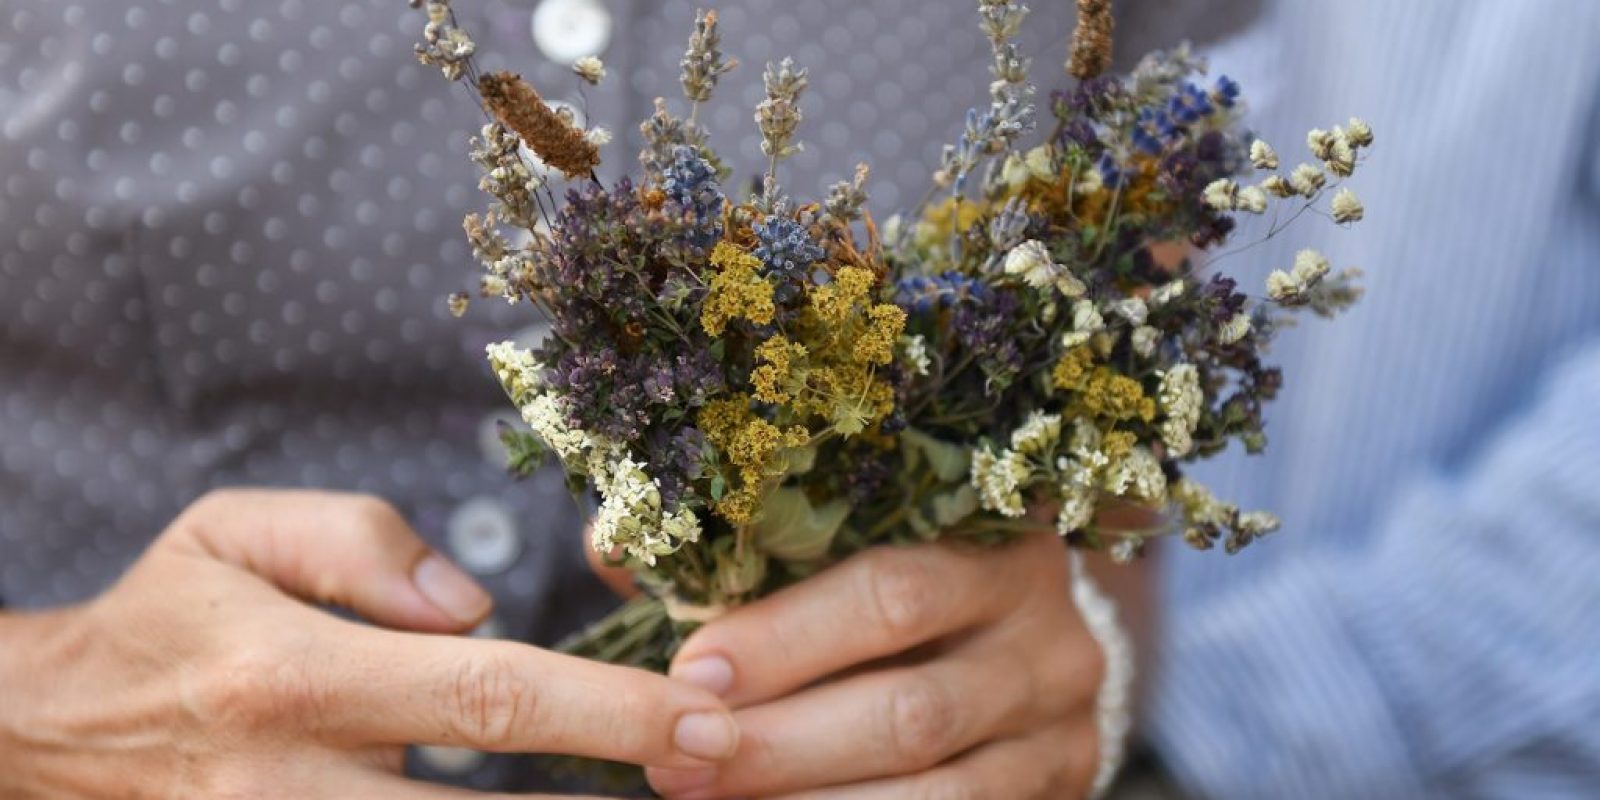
413,553 -> 492,624
648,766 -> 719,796
673,711 -> 739,761
672,656 -> 735,697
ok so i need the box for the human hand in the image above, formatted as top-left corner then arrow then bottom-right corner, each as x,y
647,529 -> 1109,799
0,489 -> 739,799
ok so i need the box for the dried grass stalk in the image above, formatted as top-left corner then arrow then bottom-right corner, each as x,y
1068,0 -> 1115,80
478,70 -> 600,178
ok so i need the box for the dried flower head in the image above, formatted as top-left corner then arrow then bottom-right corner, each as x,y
824,163 -> 871,223
411,0 -> 477,82
1330,187 -> 1363,223
573,56 -> 606,86
756,57 -> 809,166
1068,0 -> 1115,80
477,71 -> 600,179
1249,139 -> 1279,170
681,9 -> 737,105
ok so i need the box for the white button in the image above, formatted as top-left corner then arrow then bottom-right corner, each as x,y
447,496 -> 522,575
531,0 -> 612,63
416,745 -> 487,775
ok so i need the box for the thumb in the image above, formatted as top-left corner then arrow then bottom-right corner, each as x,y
166,488 -> 492,634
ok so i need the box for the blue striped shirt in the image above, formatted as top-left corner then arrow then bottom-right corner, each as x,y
1149,2 -> 1600,797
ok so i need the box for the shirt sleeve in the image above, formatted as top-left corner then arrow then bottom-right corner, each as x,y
1149,338 -> 1600,799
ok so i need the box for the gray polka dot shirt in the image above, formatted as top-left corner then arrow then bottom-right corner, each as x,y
0,0 -> 1229,789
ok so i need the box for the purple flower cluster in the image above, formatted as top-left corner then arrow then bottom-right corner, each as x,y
662,145 -> 725,250
753,214 -> 825,303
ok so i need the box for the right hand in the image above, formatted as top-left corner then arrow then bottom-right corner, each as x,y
0,489 -> 740,799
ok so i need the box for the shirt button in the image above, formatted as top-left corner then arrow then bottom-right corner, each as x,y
447,496 -> 522,575
531,0 -> 612,63
416,745 -> 487,775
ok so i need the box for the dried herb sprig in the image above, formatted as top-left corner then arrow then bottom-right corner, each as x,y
681,10 -> 737,110
1068,0 -> 1115,80
478,71 -> 601,179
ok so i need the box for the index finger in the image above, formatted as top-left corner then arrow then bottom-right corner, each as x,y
316,624 -> 741,769
671,533 -> 1052,707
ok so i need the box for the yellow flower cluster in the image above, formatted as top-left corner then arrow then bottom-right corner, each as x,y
1052,345 -> 1149,459
1077,367 -> 1157,423
751,336 -> 808,405
1052,345 -> 1097,392
701,242 -> 776,336
699,394 -> 810,523
914,196 -> 987,249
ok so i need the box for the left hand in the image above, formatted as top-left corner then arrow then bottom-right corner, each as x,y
646,529 -> 1107,799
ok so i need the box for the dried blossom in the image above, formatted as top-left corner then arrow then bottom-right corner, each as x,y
756,58 -> 809,169
681,9 -> 736,105
1068,0 -> 1115,80
478,71 -> 600,179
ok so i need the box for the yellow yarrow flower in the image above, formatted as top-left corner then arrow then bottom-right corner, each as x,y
852,304 -> 906,365
751,336 -> 808,405
1077,367 -> 1157,423
701,241 -> 775,336
1052,345 -> 1096,392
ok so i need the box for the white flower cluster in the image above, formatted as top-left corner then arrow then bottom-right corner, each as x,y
1157,364 -> 1202,457
1217,312 -> 1253,345
1208,119 -> 1371,220
1105,446 -> 1167,505
1266,249 -> 1331,303
1060,298 -> 1106,349
519,392 -> 603,470
1003,240 -> 1087,298
1202,178 -> 1267,214
1010,410 -> 1062,455
900,334 -> 932,376
1171,478 -> 1280,552
971,446 -> 1031,518
972,416 -> 1176,538
486,340 -> 543,404
591,455 -> 702,566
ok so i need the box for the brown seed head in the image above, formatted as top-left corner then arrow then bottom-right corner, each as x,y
1068,0 -> 1115,80
477,70 -> 600,178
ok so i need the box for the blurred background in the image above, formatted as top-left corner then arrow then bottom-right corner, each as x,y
2,0 -> 1596,796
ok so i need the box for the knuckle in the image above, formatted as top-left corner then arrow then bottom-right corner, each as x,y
445,652 -> 537,747
860,550 -> 939,641
888,674 -> 958,767
197,636 -> 325,731
347,494 -> 405,536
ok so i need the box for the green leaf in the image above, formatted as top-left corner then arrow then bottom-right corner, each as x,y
930,485 -> 980,528
499,427 -> 549,479
709,474 -> 727,502
754,487 -> 851,561
900,429 -> 972,483
779,444 -> 818,477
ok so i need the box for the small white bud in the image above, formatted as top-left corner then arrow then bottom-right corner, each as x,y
573,56 -> 607,85
1249,139 -> 1279,170
1236,185 -> 1268,214
1345,117 -> 1374,148
1289,163 -> 1326,197
1202,178 -> 1238,211
1330,187 -> 1364,223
